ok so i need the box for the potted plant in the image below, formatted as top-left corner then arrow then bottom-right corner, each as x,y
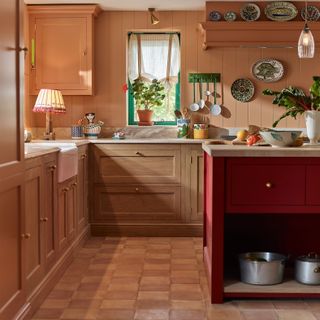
131,78 -> 165,126
263,76 -> 320,144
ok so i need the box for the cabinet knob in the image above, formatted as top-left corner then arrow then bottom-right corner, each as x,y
40,217 -> 48,222
265,182 -> 273,188
71,182 -> 78,187
135,187 -> 139,192
21,233 -> 31,239
81,154 -> 87,159
135,151 -> 143,156
50,165 -> 57,171
62,187 -> 70,192
19,47 -> 28,52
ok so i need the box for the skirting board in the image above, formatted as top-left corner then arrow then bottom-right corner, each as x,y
90,223 -> 203,237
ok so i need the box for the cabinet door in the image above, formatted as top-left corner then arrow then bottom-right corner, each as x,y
57,181 -> 68,253
28,5 -> 98,95
77,146 -> 88,233
190,149 -> 204,222
43,158 -> 57,269
67,180 -> 77,242
0,0 -> 26,317
25,164 -> 43,296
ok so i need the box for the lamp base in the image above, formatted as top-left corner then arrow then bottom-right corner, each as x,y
43,132 -> 56,140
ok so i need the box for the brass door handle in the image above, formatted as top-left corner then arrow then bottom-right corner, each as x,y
265,182 -> 273,188
21,233 -> 31,239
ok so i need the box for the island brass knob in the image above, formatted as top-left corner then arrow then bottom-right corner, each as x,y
62,187 -> 69,192
72,182 -> 78,187
21,233 -> 31,239
50,165 -> 57,171
135,151 -> 143,156
265,182 -> 273,188
81,154 -> 87,159
135,187 -> 139,192
40,217 -> 48,222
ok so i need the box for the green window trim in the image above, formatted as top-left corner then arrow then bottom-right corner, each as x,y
127,32 -> 180,126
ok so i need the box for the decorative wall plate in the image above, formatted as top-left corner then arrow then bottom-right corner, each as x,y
265,2 -> 298,21
231,79 -> 255,102
240,3 -> 261,21
252,59 -> 284,82
224,11 -> 237,21
301,5 -> 320,22
209,11 -> 222,21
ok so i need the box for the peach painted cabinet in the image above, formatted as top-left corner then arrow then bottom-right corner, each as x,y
27,5 -> 100,95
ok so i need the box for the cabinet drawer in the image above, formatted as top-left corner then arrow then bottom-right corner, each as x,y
93,144 -> 180,184
306,165 -> 320,205
226,160 -> 305,212
92,185 -> 181,222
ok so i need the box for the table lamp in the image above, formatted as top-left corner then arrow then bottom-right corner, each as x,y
33,89 -> 66,140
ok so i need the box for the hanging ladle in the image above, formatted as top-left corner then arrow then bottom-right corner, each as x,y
197,78 -> 205,109
210,78 -> 221,116
205,80 -> 213,110
189,78 -> 199,112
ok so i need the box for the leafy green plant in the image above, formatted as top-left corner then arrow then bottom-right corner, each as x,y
263,76 -> 320,127
131,78 -> 166,110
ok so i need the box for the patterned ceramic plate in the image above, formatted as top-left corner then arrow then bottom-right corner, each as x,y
224,11 -> 237,21
252,59 -> 284,83
240,3 -> 261,21
265,2 -> 298,21
231,79 -> 255,102
301,5 -> 320,22
209,11 -> 222,21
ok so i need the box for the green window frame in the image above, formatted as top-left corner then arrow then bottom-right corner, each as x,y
128,32 -> 180,126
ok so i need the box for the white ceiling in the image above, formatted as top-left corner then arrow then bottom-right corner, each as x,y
23,0 -> 308,11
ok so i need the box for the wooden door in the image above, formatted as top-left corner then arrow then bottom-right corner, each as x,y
0,0 -> 26,318
43,157 -> 57,269
25,162 -> 43,296
77,146 -> 88,233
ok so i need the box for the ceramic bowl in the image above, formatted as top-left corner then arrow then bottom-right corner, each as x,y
259,130 -> 302,147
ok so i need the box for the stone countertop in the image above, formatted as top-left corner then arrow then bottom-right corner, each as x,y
202,144 -> 320,157
91,138 -> 206,144
25,147 -> 60,159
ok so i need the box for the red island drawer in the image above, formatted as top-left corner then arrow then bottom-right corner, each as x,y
226,159 -> 305,212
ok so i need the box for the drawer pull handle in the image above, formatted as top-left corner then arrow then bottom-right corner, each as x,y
50,165 -> 57,171
21,233 -> 31,239
135,151 -> 143,156
135,188 -> 139,192
40,217 -> 48,222
265,182 -> 273,188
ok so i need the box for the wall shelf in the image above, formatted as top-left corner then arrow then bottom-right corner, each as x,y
188,73 -> 221,83
199,21 -> 320,50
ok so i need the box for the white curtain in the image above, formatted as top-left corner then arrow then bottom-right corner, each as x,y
128,33 -> 180,89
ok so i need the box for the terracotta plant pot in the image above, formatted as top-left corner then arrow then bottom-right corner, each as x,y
137,109 -> 153,126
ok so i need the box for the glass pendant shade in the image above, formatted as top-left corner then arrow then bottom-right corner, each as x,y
298,23 -> 315,58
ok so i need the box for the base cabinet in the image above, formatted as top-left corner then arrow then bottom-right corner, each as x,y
90,144 -> 203,236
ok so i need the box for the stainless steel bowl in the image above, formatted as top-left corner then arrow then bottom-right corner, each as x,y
239,252 -> 286,285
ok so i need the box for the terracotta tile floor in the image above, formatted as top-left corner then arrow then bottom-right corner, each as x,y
32,237 -> 320,320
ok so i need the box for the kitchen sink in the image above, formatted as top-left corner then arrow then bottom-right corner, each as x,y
25,142 -> 78,183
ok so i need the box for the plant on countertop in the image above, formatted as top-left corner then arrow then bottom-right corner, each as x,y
131,78 -> 166,110
263,76 -> 320,127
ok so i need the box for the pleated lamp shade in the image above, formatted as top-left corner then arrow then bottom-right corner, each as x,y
33,89 -> 66,113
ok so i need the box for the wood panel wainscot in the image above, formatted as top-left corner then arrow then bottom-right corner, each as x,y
90,143 -> 203,237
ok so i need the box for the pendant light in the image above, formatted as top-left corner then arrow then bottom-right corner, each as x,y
148,8 -> 160,25
298,1 -> 315,58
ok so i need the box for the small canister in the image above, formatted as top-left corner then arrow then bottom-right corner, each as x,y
177,119 -> 190,138
71,125 -> 84,139
193,123 -> 208,139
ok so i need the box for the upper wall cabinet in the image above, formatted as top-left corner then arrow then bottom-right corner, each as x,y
27,5 -> 101,95
200,1 -> 320,50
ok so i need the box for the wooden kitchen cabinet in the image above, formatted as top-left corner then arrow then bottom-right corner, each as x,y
204,154 -> 320,303
90,143 -> 203,236
77,145 -> 88,234
57,177 -> 77,253
27,5 -> 100,95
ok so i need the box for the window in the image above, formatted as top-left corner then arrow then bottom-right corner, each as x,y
127,33 -> 180,125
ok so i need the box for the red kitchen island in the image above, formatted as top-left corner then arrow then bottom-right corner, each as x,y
202,144 -> 320,303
